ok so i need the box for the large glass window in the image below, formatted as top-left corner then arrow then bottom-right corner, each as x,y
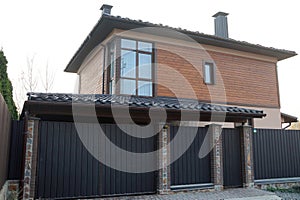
119,38 -> 153,96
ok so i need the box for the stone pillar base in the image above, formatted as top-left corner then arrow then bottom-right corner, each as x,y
0,180 -> 20,200
158,189 -> 171,195
244,182 -> 254,188
214,185 -> 223,191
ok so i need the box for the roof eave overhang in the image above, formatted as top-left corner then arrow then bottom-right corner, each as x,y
22,100 -> 266,123
64,15 -> 297,73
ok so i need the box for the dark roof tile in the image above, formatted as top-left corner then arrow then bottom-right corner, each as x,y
27,93 -> 265,117
65,15 -> 297,73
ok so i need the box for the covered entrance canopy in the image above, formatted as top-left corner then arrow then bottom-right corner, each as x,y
20,93 -> 266,199
22,93 -> 265,123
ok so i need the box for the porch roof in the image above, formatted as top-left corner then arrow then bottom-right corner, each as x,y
281,112 -> 298,123
22,93 -> 266,123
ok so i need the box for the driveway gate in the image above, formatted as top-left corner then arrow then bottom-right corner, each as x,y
36,121 -> 157,199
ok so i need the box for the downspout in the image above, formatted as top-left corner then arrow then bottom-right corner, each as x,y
101,44 -> 106,94
19,111 -> 29,199
283,122 -> 291,130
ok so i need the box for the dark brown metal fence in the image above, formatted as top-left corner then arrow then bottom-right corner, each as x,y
222,128 -> 242,187
36,121 -> 157,199
8,120 -> 24,180
253,129 -> 300,180
170,126 -> 211,187
0,94 -> 12,189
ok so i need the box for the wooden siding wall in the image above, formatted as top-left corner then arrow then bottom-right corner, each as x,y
0,94 -> 12,189
156,43 -> 279,108
253,129 -> 300,180
79,46 -> 104,94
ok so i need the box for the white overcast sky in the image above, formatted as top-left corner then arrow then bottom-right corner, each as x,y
0,0 -> 299,117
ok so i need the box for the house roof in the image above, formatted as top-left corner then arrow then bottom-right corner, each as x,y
281,112 -> 298,123
65,14 -> 297,73
23,93 -> 265,122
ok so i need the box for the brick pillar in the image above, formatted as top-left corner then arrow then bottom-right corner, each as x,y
157,124 -> 171,194
23,118 -> 39,200
208,124 -> 223,191
239,125 -> 254,188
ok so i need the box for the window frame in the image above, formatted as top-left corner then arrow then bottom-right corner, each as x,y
118,37 -> 155,97
203,61 -> 216,85
107,40 -> 116,94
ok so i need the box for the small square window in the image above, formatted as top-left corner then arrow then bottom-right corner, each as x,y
203,62 -> 215,84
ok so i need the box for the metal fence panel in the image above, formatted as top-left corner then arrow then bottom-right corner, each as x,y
222,128 -> 242,187
170,126 -> 211,186
36,121 -> 157,199
8,120 -> 24,180
253,129 -> 300,180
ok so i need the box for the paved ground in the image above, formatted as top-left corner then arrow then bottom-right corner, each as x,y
102,188 -> 280,200
275,191 -> 300,200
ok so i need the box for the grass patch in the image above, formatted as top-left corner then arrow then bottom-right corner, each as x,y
266,186 -> 300,193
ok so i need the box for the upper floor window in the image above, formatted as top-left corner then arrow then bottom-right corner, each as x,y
203,62 -> 215,84
119,39 -> 153,96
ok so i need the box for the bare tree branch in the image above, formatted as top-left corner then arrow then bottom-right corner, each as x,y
21,56 -> 38,92
40,61 -> 55,93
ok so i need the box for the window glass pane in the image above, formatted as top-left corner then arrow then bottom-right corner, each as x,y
110,41 -> 115,53
204,63 -> 212,84
138,53 -> 152,79
138,81 -> 152,96
121,50 -> 136,78
110,53 -> 115,79
109,81 -> 112,94
109,41 -> 115,79
121,39 -> 136,49
138,42 -> 152,52
120,79 -> 136,95
108,81 -> 115,94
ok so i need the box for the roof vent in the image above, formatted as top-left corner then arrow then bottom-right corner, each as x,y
212,12 -> 229,38
100,4 -> 113,16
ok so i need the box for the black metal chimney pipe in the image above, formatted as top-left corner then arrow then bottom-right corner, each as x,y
100,4 -> 113,16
